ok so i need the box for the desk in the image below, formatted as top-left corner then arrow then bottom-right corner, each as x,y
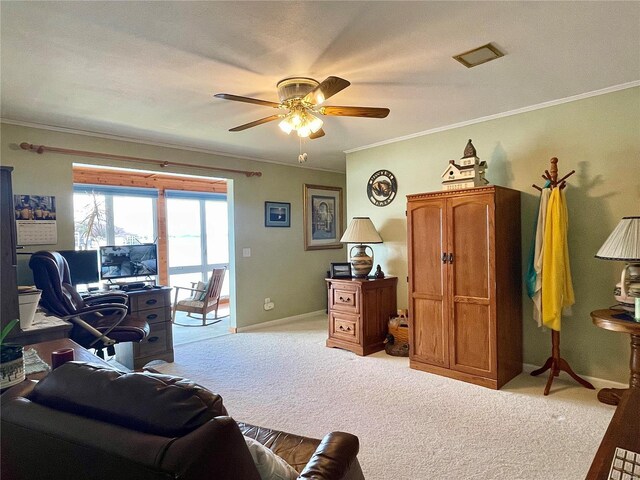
25,338 -> 111,381
586,388 -> 640,479
9,312 -> 72,346
591,309 -> 640,405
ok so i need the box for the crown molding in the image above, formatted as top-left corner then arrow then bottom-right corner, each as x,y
344,81 -> 640,154
0,118 -> 345,174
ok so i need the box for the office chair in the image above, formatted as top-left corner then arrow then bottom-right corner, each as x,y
29,251 -> 149,358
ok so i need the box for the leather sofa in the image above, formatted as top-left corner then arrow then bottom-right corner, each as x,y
1,362 -> 364,480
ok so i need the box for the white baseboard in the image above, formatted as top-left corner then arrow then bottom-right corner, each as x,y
522,363 -> 627,389
236,310 -> 325,333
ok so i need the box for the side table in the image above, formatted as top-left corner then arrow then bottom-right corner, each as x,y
591,309 -> 640,406
326,276 -> 397,356
26,338 -> 112,381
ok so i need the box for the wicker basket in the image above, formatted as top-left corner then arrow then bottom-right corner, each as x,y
388,321 -> 409,344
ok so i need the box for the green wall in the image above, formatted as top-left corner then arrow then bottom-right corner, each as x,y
346,87 -> 640,383
0,123 -> 346,329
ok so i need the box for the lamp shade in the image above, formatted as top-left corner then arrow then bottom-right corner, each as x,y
340,217 -> 382,244
595,216 -> 640,261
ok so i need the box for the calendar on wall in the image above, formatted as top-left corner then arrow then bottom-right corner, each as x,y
14,194 -> 58,245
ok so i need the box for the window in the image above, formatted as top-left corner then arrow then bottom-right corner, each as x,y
165,190 -> 228,297
73,185 -> 157,250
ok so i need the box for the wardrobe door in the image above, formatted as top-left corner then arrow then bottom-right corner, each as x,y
447,193 -> 496,378
0,167 -> 19,332
408,198 -> 449,368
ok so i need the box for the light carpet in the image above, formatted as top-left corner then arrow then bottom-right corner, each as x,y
155,314 -> 617,480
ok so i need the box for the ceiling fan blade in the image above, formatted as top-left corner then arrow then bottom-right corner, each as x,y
309,128 -> 325,140
303,76 -> 350,104
319,106 -> 390,118
229,114 -> 282,132
214,93 -> 281,108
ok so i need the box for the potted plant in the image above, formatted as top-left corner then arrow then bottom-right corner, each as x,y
0,319 -> 24,390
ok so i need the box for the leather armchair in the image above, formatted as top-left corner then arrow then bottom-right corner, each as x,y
1,362 -> 365,480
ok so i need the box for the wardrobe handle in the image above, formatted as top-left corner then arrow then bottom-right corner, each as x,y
448,253 -> 454,264
441,252 -> 447,264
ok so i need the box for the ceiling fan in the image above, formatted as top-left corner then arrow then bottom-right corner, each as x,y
214,76 -> 389,140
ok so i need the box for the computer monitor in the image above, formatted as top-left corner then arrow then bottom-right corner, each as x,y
57,249 -> 100,286
99,244 -> 158,280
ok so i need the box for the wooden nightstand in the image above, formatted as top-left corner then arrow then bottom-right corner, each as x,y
115,287 -> 174,370
325,276 -> 397,356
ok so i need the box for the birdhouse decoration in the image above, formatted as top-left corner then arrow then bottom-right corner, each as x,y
441,139 -> 489,191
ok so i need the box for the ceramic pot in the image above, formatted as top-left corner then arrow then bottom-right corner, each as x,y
349,244 -> 374,278
0,344 -> 25,389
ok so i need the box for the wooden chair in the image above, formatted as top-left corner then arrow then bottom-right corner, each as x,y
172,267 -> 227,326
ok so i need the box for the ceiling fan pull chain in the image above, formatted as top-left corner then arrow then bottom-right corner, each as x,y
298,137 -> 307,163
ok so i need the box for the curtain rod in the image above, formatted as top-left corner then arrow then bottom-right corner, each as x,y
19,142 -> 262,178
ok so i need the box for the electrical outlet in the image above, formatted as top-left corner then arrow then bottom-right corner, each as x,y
264,297 -> 270,304
242,248 -> 251,257
264,302 -> 275,311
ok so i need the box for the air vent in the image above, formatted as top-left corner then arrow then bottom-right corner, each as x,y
453,43 -> 504,68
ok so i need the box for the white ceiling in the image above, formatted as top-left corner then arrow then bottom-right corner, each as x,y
1,1 -> 639,172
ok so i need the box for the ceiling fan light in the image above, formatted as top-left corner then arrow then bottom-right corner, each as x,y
308,115 -> 323,133
278,119 -> 293,134
314,92 -> 325,105
290,113 -> 303,127
297,125 -> 311,138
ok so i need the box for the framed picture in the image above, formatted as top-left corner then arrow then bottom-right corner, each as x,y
330,262 -> 352,279
265,201 -> 290,227
303,184 -> 343,250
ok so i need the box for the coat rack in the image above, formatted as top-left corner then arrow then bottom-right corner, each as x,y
530,157 -> 595,395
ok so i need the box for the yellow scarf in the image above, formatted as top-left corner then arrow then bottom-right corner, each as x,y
541,188 -> 575,331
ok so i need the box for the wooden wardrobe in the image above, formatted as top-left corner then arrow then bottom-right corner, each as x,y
406,186 -> 522,389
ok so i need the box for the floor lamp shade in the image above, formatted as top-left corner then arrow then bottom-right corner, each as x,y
595,216 -> 640,310
340,217 -> 383,278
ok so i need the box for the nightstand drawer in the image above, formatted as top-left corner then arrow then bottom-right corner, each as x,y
331,286 -> 359,313
136,306 -> 169,325
131,291 -> 168,312
137,322 -> 169,357
330,312 -> 359,343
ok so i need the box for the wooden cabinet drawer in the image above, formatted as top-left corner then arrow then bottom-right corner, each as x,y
137,322 -> 169,357
136,306 -> 169,325
330,286 -> 359,313
131,291 -> 167,312
330,312 -> 359,344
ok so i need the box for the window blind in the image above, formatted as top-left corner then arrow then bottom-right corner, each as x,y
164,190 -> 226,201
73,184 -> 159,198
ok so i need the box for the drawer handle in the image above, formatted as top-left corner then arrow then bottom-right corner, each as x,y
338,325 -> 352,332
147,336 -> 159,343
146,299 -> 158,305
146,313 -> 158,320
338,296 -> 351,303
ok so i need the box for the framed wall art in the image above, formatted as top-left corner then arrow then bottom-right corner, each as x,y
303,184 -> 343,250
264,201 -> 290,227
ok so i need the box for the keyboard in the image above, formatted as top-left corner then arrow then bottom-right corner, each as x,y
609,447 -> 640,480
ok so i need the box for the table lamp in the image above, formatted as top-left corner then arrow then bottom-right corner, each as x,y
595,216 -> 640,319
340,217 -> 383,278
